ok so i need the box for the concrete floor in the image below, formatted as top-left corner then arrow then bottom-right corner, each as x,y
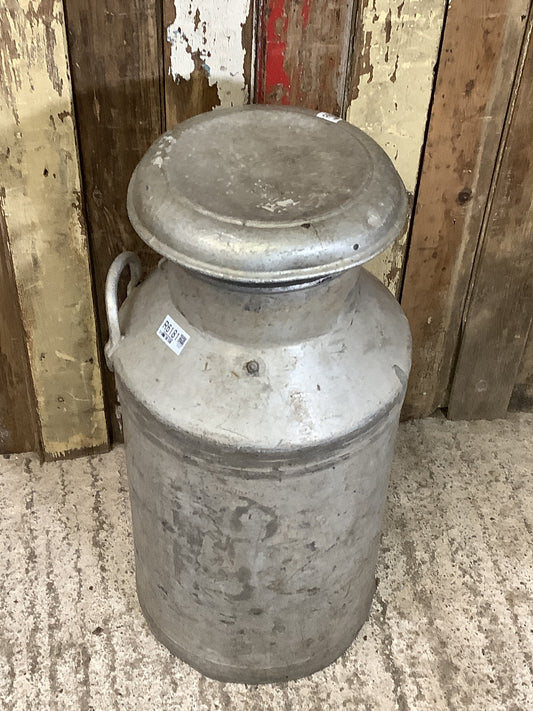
0,413 -> 531,710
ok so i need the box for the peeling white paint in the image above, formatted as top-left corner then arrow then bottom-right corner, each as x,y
347,0 -> 446,293
167,0 -> 251,108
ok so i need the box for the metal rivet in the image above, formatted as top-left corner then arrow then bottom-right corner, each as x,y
246,360 -> 259,375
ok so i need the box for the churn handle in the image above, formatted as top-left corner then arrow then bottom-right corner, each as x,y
104,251 -> 142,372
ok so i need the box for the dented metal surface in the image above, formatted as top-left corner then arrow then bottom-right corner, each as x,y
106,107 -> 411,682
111,266 -> 410,683
128,106 -> 408,284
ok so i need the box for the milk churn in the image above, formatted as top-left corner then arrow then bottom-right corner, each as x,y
104,106 -> 411,683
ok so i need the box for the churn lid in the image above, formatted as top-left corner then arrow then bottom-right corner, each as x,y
127,106 -> 408,284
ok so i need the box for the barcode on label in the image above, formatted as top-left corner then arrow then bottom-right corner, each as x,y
316,111 -> 342,124
156,315 -> 190,356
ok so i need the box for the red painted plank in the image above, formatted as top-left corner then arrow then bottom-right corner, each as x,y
256,0 -> 354,114
258,0 -> 291,104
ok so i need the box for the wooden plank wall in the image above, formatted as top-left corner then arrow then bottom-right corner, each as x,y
0,0 -> 107,459
0,195 -> 38,454
448,11 -> 533,419
163,0 -> 255,126
64,0 -> 164,441
1,1 -> 531,456
510,330 -> 533,411
256,0 -> 355,114
345,0 -> 447,295
401,0 -> 530,418
65,0 -> 256,440
256,0 -> 447,296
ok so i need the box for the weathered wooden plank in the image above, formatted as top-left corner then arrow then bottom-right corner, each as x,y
346,0 -> 446,293
510,327 -> 533,411
401,1 -> 530,419
0,0 -> 108,458
448,14 -> 533,420
256,0 -> 355,114
64,0 -> 163,441
0,196 -> 38,454
164,0 -> 255,127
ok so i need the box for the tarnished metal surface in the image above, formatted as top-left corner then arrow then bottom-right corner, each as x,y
127,106 -> 408,284
107,106 -> 411,682
116,265 -> 409,449
109,263 -> 410,682
124,398 -> 399,682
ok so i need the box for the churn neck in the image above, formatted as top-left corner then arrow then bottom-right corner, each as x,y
163,261 -> 362,345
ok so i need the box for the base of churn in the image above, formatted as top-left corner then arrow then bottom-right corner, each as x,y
139,592 -> 373,683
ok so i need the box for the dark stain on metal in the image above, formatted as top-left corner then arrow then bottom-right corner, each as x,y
393,364 -> 408,388
245,359 -> 260,375
226,566 -> 253,601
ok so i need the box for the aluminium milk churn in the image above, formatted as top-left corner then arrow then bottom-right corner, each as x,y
104,106 -> 411,683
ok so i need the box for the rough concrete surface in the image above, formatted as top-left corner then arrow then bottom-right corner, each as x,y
0,413 -> 531,710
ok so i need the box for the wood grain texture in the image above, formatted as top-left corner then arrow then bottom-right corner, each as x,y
448,15 -> 533,420
0,0 -> 107,458
0,195 -> 38,454
256,0 -> 355,115
164,0 -> 254,127
346,0 -> 446,293
401,1 -> 530,419
64,0 -> 163,441
510,327 -> 533,411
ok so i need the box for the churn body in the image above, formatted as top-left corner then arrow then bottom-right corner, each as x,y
105,107 -> 411,683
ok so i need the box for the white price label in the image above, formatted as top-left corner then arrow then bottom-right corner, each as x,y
316,111 -> 342,124
156,315 -> 190,356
